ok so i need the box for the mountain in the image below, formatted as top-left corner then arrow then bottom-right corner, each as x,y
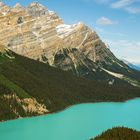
1,48 -> 140,121
129,64 -> 140,71
0,2 -> 140,121
0,2 -> 140,87
123,60 -> 140,71
90,127 -> 140,140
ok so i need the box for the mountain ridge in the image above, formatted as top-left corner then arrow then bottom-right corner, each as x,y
0,2 -> 140,121
0,2 -> 140,87
122,59 -> 140,71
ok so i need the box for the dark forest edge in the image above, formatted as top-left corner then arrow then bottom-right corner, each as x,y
90,127 -> 140,140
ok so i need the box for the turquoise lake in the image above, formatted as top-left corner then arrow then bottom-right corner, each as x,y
0,98 -> 140,140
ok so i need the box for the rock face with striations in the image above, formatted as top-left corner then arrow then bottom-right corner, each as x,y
0,2 -> 140,86
0,2 -> 63,62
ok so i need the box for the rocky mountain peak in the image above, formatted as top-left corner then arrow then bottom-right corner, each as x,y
0,1 -> 4,7
12,3 -> 24,12
14,3 -> 22,8
13,3 -> 22,9
28,1 -> 44,7
27,1 -> 49,17
0,2 -> 10,15
0,2 -> 139,87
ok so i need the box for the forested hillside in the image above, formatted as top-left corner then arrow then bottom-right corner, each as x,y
0,50 -> 140,121
91,127 -> 140,140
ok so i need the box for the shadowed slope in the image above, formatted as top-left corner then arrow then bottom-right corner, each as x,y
0,50 -> 140,121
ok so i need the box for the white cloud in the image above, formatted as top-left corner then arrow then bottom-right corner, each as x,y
110,0 -> 140,14
104,39 -> 140,63
111,0 -> 135,9
106,39 -> 140,49
95,27 -> 126,37
94,0 -> 111,4
125,6 -> 140,13
86,0 -> 140,14
96,17 -> 117,25
84,0 -> 112,3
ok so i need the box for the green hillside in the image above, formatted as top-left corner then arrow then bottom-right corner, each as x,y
91,127 -> 140,140
0,50 -> 140,121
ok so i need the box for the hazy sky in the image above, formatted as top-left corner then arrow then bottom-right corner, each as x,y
2,0 -> 140,64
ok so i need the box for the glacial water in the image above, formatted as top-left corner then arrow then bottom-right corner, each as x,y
0,98 -> 140,140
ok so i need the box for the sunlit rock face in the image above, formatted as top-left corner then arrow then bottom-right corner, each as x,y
0,2 -> 114,64
0,2 -> 63,63
1,2 -> 139,86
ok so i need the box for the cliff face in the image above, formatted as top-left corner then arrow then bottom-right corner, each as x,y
0,2 -> 140,86
0,2 -> 63,62
0,2 -> 111,64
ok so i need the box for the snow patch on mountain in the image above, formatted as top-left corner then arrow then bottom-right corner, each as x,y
56,22 -> 83,38
102,68 -> 124,79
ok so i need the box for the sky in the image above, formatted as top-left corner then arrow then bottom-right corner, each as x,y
2,0 -> 140,64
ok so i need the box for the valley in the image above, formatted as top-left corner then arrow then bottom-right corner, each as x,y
0,49 -> 140,121
1,98 -> 140,140
0,2 -> 140,140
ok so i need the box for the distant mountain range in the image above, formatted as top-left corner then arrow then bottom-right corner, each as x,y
122,60 -> 140,71
129,64 -> 140,71
0,2 -> 140,121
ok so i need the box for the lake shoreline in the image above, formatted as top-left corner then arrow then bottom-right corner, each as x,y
1,97 -> 140,140
1,97 -> 139,123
